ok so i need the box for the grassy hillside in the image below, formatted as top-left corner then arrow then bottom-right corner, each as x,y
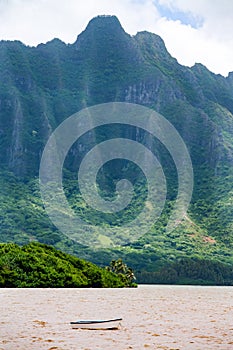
1,170 -> 233,285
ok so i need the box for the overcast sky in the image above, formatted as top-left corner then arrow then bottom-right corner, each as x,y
0,0 -> 232,76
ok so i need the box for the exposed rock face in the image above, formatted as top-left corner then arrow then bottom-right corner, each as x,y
0,14 -> 232,179
9,97 -> 24,174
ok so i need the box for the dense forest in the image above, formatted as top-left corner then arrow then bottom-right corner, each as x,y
136,258 -> 233,285
0,242 -> 136,288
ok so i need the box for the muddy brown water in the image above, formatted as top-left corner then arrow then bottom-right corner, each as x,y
1,285 -> 233,349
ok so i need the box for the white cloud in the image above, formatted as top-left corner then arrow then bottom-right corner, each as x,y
0,0 -> 232,76
0,0 -> 159,44
155,0 -> 233,75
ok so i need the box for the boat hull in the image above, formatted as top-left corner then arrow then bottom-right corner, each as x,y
70,318 -> 122,330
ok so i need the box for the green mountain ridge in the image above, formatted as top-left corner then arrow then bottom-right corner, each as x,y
0,15 -> 233,284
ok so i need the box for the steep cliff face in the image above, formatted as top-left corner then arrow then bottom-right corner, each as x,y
0,15 -> 232,178
0,16 -> 233,275
0,15 -> 233,257
8,97 -> 24,174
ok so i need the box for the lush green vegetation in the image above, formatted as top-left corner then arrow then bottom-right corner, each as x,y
136,258 -> 233,285
0,16 -> 233,285
1,169 -> 233,286
106,258 -> 136,287
0,242 -> 134,288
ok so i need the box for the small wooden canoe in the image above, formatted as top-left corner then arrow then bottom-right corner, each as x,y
70,318 -> 122,330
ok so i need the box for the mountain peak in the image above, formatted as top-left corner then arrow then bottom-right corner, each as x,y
77,15 -> 126,40
134,30 -> 175,63
73,15 -> 137,65
86,15 -> 123,28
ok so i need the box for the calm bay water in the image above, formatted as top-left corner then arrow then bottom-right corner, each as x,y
0,285 -> 233,349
